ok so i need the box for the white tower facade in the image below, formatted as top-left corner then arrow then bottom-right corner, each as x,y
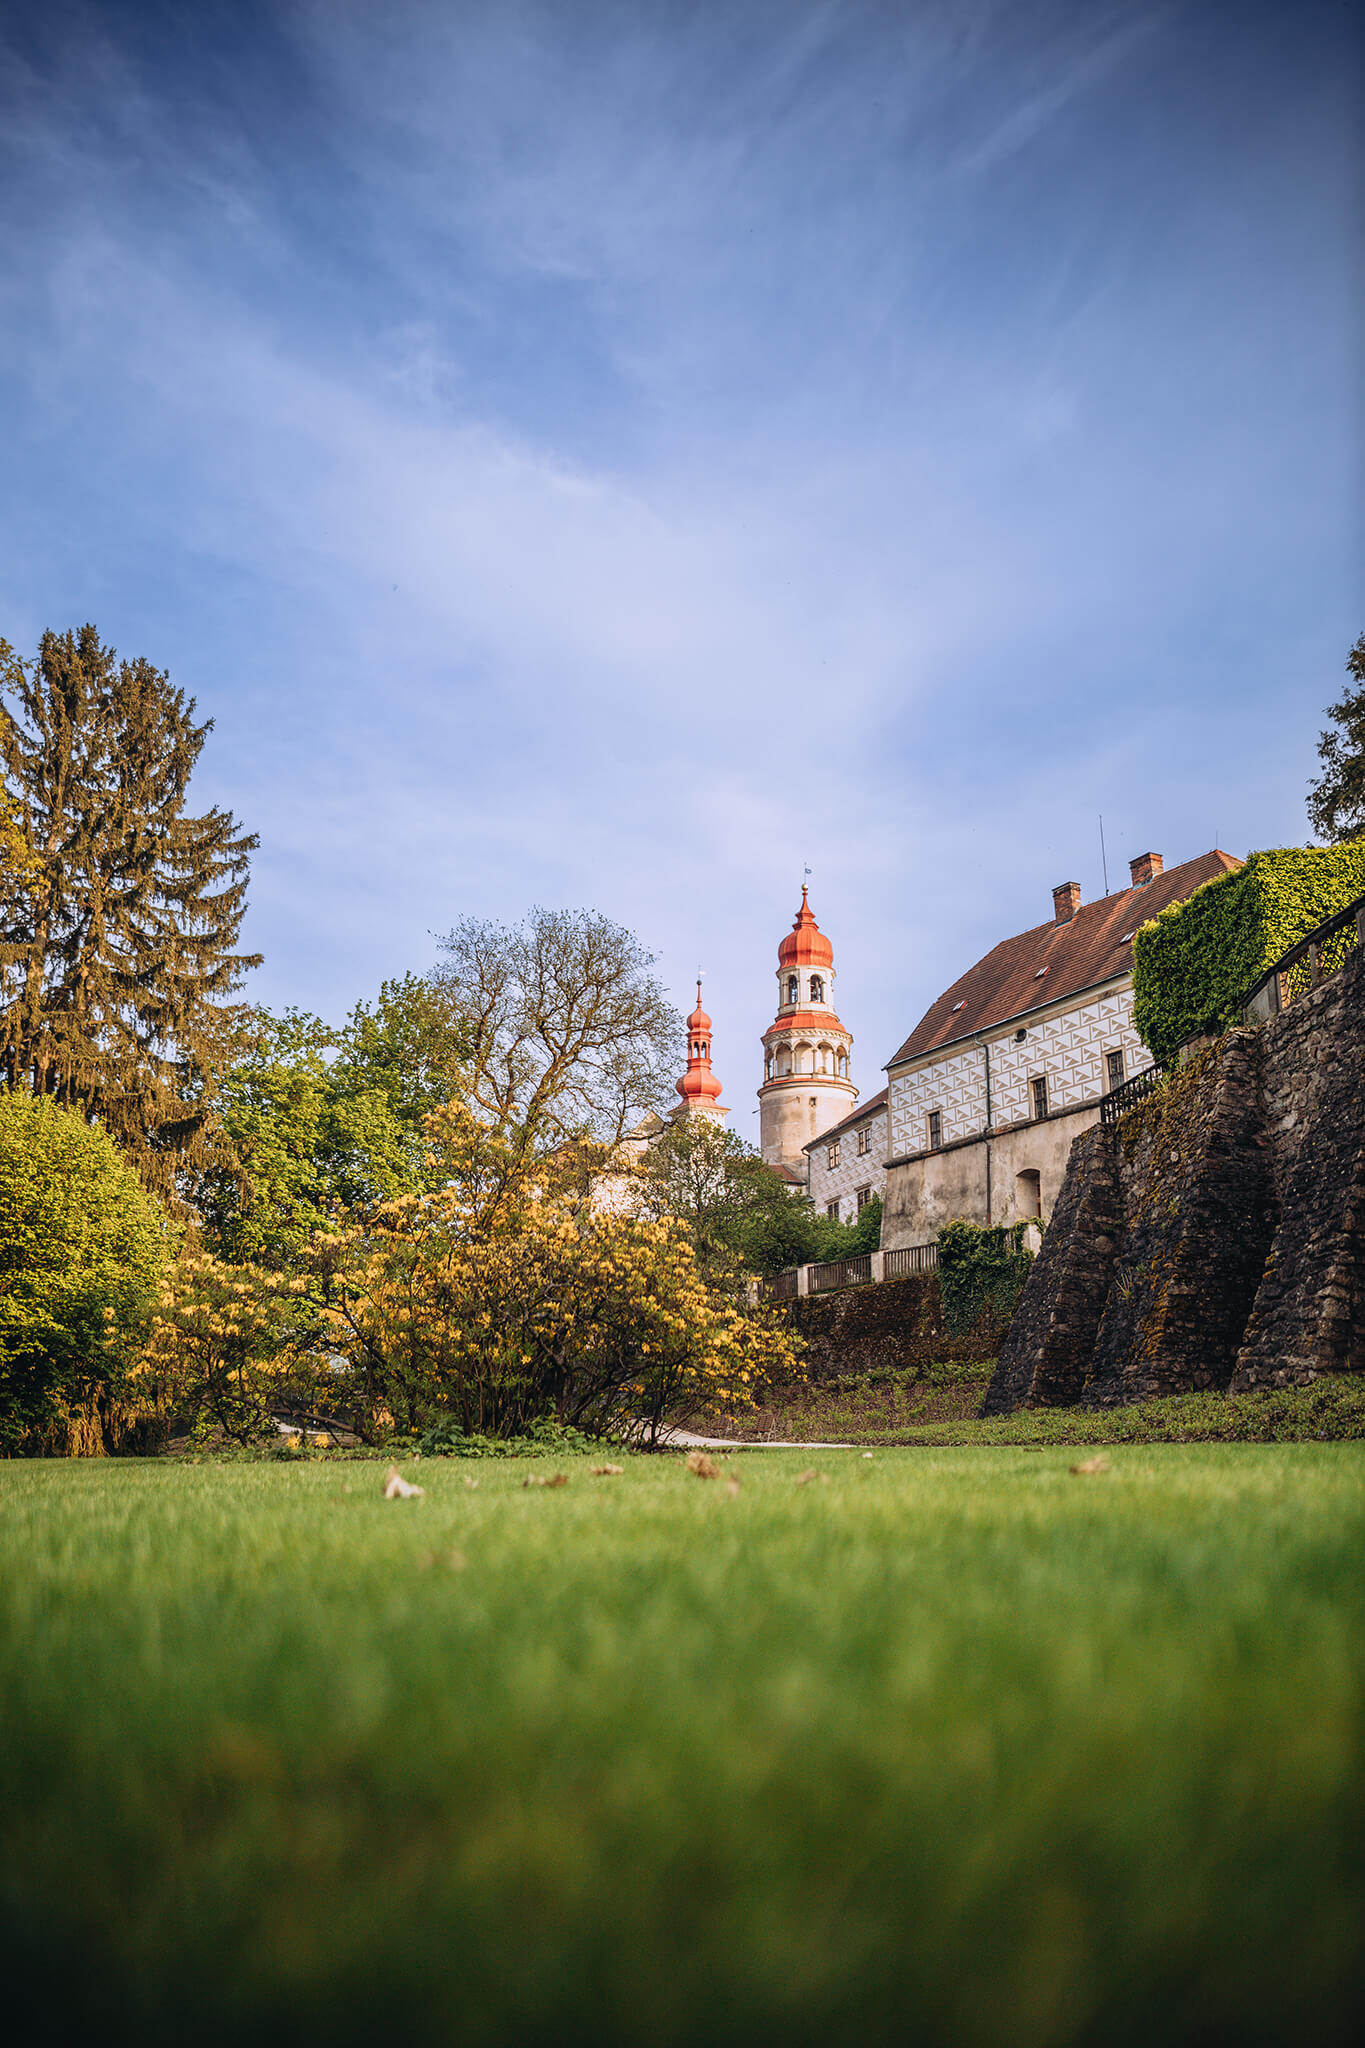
757,888 -> 857,1173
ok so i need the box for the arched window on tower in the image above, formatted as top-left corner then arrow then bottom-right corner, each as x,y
786,973 -> 799,1004
838,1051 -> 848,1077
810,975 -> 824,1002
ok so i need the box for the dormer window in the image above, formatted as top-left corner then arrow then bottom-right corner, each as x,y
786,974 -> 799,1003
810,974 -> 824,1002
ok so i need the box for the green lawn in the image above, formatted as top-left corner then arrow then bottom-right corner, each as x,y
697,1368 -> 1365,1446
2,1448 -> 1362,2045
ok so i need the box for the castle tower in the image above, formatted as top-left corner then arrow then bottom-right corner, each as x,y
671,980 -> 729,1124
758,888 -> 856,1171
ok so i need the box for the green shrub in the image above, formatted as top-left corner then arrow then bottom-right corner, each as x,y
1132,845 -> 1365,1062
936,1221 -> 1033,1338
415,1415 -> 598,1458
0,1092 -> 167,1453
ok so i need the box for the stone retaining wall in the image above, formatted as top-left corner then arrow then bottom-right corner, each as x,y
788,1273 -> 1002,1382
985,944 -> 1365,1411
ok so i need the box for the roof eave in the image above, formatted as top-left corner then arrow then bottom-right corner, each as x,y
884,966 -> 1134,1076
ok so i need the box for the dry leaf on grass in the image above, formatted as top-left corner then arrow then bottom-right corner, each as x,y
383,1466 -> 425,1499
1070,1455 -> 1110,1476
523,1473 -> 570,1489
463,1476 -> 480,1489
795,1469 -> 830,1486
591,1464 -> 624,1476
723,1476 -> 742,1499
686,1451 -> 721,1478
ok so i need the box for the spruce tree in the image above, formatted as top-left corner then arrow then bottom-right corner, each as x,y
0,625 -> 260,1199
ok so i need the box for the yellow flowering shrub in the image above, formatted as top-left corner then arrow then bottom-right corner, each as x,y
134,1250 -> 324,1443
309,1104 -> 803,1441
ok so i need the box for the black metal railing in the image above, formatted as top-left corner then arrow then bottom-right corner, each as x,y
1240,893 -> 1365,1026
883,1243 -> 939,1278
808,1253 -> 873,1294
1099,1060 -> 1170,1126
763,1266 -> 800,1302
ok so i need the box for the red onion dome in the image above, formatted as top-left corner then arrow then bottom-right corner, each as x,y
677,978 -> 724,1106
676,1064 -> 723,1105
777,886 -> 834,968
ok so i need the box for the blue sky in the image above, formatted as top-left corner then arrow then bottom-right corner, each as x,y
0,0 -> 1358,1129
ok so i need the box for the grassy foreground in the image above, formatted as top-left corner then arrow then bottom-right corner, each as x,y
696,1367 -> 1365,1446
2,1448 -> 1363,2045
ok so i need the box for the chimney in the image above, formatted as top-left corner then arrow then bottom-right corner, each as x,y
1129,851 -> 1163,887
1052,881 -> 1082,924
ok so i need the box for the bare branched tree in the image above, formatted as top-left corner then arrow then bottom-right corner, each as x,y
429,908 -> 681,1150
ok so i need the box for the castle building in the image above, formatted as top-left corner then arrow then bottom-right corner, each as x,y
757,888 -> 857,1176
672,981 -> 728,1124
880,849 -> 1242,1250
803,1087 -> 889,1223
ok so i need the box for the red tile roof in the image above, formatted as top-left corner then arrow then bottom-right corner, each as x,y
887,851 -> 1242,1068
802,1087 -> 888,1154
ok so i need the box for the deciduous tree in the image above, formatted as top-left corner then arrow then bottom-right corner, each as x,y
0,1090 -> 166,1452
429,908 -> 679,1152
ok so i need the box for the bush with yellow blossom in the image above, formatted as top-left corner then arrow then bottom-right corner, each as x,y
308,1103 -> 802,1443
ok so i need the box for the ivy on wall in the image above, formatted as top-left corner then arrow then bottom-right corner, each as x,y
1132,846 -> 1365,1065
937,1220 -> 1034,1339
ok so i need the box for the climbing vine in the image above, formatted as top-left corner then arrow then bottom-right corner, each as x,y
937,1220 -> 1035,1338
1132,845 -> 1365,1064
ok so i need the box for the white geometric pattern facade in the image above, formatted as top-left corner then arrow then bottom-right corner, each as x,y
888,982 -> 1151,1158
806,1105 -> 888,1221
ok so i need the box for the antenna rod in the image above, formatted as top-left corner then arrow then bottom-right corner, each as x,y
1099,814 -> 1110,895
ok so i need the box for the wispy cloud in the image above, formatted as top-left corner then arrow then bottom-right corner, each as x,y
0,0 -> 1354,1085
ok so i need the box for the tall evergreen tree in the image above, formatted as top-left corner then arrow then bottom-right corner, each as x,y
0,625 -> 260,1199
1307,631 -> 1365,843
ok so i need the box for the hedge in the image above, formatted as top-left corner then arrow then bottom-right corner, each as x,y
1132,845 -> 1365,1064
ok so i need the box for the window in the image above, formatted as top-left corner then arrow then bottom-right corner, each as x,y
827,1139 -> 841,1168
1016,1168 -> 1042,1219
786,974 -> 799,1003
1031,1076 -> 1049,1120
927,1110 -> 943,1151
810,974 -> 824,1001
1106,1049 -> 1125,1092
855,1185 -> 872,1213
765,1054 -> 774,1079
857,1125 -> 870,1156
825,1200 -> 840,1221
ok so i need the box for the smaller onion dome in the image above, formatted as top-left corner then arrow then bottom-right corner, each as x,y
777,885 -> 834,969
676,980 -> 725,1107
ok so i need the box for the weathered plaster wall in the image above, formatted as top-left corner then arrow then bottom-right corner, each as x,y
985,945 -> 1365,1412
882,1105 -> 1096,1249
